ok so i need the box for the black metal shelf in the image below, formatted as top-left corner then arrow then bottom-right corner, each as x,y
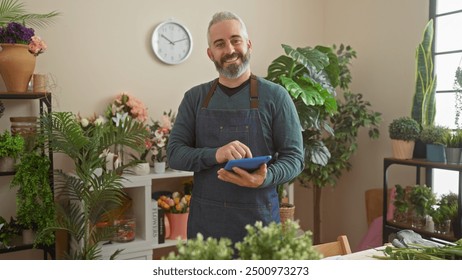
0,92 -> 54,259
382,157 -> 462,243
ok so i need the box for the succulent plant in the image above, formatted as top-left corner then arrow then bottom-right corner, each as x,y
420,125 -> 450,144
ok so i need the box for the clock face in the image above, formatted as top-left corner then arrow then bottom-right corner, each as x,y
151,20 -> 193,65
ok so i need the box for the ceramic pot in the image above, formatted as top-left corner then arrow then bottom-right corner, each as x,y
445,147 -> 462,164
426,143 -> 446,163
154,161 -> 166,173
166,212 -> 188,240
0,44 -> 36,92
134,162 -> 150,175
391,139 -> 415,159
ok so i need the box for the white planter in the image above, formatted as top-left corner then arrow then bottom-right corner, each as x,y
391,139 -> 415,159
134,162 -> 150,175
154,162 -> 166,174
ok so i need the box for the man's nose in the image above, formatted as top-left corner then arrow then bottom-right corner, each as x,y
223,42 -> 235,54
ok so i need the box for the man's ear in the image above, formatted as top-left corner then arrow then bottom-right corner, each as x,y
207,48 -> 213,61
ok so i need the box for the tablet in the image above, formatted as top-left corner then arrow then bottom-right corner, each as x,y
224,155 -> 272,171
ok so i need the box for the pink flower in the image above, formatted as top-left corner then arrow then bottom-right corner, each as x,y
28,36 -> 47,56
106,92 -> 148,123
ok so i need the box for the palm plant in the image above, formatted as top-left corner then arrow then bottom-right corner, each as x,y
38,111 -> 148,259
0,0 -> 59,28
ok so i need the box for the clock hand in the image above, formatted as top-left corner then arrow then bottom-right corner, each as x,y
173,38 -> 188,43
161,34 -> 175,45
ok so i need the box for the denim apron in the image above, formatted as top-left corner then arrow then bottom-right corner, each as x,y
188,75 -> 280,244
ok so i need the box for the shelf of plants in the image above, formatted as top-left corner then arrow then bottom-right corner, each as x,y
0,92 -> 54,259
99,169 -> 192,260
382,157 -> 462,244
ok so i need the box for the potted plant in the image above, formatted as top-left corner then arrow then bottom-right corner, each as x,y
392,184 -> 409,223
277,183 -> 295,225
0,130 -> 25,172
0,216 -> 20,248
454,66 -> 462,128
420,125 -> 449,162
266,44 -> 381,243
409,184 -> 437,229
0,0 -> 59,92
164,220 -> 321,260
388,117 -> 421,159
164,233 -> 234,260
411,19 -> 436,158
441,129 -> 462,164
430,192 -> 458,235
10,149 -> 55,246
39,111 -> 149,259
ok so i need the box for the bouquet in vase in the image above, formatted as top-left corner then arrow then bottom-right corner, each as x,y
148,110 -> 175,164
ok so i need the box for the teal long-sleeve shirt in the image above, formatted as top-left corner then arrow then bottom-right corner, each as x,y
167,76 -> 304,188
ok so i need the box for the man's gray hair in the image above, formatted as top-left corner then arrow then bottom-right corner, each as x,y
207,11 -> 249,45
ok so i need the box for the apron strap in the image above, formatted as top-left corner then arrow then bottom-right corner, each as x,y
250,74 -> 258,109
201,79 -> 219,109
201,74 -> 259,109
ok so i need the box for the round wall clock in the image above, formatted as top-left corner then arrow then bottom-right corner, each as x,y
151,19 -> 193,65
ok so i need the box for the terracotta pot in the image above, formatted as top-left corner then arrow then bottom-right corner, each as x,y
166,212 -> 188,240
280,203 -> 295,224
0,44 -> 36,92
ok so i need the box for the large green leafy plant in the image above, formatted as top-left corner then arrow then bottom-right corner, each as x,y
11,150 -> 55,246
39,112 -> 148,259
267,44 -> 381,243
266,44 -> 338,166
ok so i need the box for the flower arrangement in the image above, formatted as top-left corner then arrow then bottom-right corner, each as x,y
105,92 -> 148,123
0,22 -> 47,56
76,113 -> 108,130
148,110 -> 175,163
157,192 -> 191,214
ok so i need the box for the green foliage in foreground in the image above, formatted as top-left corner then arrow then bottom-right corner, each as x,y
375,239 -> 462,260
164,220 -> 321,260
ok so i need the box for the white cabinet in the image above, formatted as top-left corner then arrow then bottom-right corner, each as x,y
100,169 -> 192,260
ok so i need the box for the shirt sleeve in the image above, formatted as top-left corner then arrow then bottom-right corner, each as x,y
258,83 -> 304,189
167,88 -> 219,172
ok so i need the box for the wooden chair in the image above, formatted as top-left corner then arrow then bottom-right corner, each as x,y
313,235 -> 352,257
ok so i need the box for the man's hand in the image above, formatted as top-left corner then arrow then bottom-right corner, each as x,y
215,140 -> 252,163
217,164 -> 267,188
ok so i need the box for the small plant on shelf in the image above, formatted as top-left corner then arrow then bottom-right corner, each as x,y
388,117 -> 421,141
392,184 -> 409,223
409,184 -> 437,228
0,130 -> 24,159
420,125 -> 449,145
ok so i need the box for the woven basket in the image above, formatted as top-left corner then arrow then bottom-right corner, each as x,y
280,203 -> 295,224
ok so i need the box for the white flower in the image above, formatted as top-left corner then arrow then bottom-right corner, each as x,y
80,118 -> 89,127
112,112 -> 128,127
94,115 -> 107,126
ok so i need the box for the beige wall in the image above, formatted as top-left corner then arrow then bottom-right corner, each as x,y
0,0 -> 428,258
302,0 -> 428,250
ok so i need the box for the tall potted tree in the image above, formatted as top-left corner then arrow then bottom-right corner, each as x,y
266,44 -> 381,243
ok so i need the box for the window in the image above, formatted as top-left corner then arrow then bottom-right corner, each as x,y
431,0 -> 462,196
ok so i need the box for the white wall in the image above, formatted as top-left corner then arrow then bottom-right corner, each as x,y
0,0 -> 429,258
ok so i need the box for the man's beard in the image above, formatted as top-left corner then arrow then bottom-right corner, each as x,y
213,50 -> 251,79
